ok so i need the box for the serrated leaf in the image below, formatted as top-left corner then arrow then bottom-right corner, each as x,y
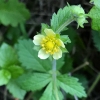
92,30 -> 100,51
0,0 -> 30,27
40,82 -> 55,100
17,39 -> 52,72
7,80 -> 26,99
51,6 -> 72,32
58,74 -> 87,98
88,6 -> 100,31
6,65 -> 24,79
17,72 -> 51,91
0,43 -> 18,68
0,69 -> 11,86
40,82 -> 63,100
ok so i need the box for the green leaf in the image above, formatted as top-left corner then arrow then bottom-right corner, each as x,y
88,6 -> 100,31
0,0 -> 30,27
40,82 -> 55,100
17,72 -> 51,91
61,27 -> 77,52
0,69 -> 11,86
60,35 -> 71,44
17,39 -> 52,72
90,0 -> 100,8
7,80 -> 26,99
40,82 -> 63,100
92,30 -> 100,51
51,6 -> 73,32
60,47 -> 68,53
6,65 -> 24,79
58,74 -> 87,98
0,43 -> 18,68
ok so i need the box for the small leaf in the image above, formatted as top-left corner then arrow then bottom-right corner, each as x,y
6,65 -> 24,79
7,80 -> 26,99
0,0 -> 30,26
17,72 -> 51,91
88,6 -> 100,31
0,69 -> 11,86
92,30 -> 100,51
60,47 -> 68,53
61,27 -> 77,52
58,74 -> 87,98
60,35 -> 71,44
0,43 -> 18,68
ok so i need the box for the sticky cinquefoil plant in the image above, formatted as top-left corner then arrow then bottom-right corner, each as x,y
1,0 -> 100,99
17,4 -> 88,100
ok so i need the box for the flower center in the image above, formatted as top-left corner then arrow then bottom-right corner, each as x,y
41,36 -> 61,54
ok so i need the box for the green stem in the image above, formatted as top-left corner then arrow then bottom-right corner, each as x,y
56,18 -> 75,33
87,73 -> 100,96
20,23 -> 28,38
52,60 -> 59,100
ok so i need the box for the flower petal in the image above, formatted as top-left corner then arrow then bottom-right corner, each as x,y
59,39 -> 65,48
33,35 -> 44,45
44,28 -> 55,36
53,49 -> 62,59
38,49 -> 50,59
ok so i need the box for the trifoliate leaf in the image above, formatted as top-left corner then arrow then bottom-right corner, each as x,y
92,30 -> 100,51
40,82 -> 63,100
17,39 -> 52,72
89,6 -> 100,31
58,74 -> 87,98
0,69 -> 11,86
51,6 -> 73,33
17,72 -> 51,91
0,0 -> 30,27
7,80 -> 26,99
0,43 -> 18,68
6,65 -> 24,79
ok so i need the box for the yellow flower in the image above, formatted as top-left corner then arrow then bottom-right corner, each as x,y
33,28 -> 65,59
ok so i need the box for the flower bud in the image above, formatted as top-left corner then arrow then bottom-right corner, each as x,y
71,5 -> 88,28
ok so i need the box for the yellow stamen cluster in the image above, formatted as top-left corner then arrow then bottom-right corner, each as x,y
41,35 -> 61,54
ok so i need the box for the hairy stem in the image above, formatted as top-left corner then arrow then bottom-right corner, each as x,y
52,60 -> 59,100
56,18 -> 75,33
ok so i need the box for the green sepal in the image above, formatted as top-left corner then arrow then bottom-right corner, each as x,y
33,45 -> 41,51
60,35 -> 71,44
41,23 -> 50,35
56,33 -> 60,38
60,47 -> 69,53
0,69 -> 11,86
